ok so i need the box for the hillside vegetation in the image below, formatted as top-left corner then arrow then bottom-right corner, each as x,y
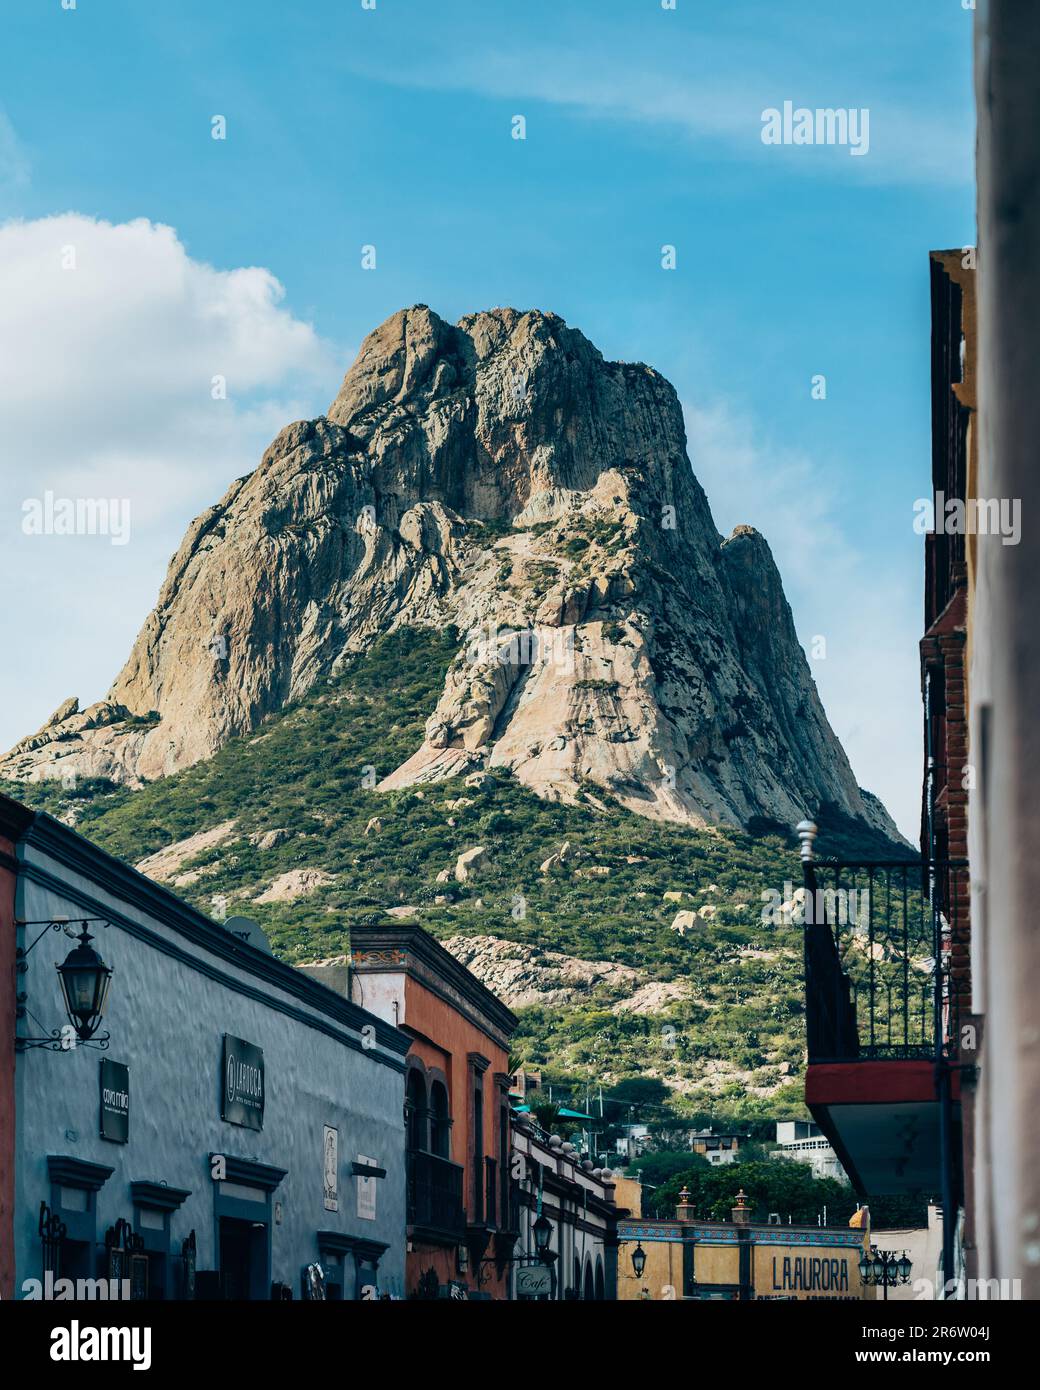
2,628 -> 909,1118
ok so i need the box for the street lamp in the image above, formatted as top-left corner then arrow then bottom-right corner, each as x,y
528,1211 -> 557,1300
533,1213 -> 553,1258
631,1243 -> 647,1278
859,1245 -> 912,1300
15,918 -> 112,1051
56,924 -> 112,1042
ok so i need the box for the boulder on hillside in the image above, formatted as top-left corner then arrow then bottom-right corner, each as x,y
255,868 -> 335,903
136,820 -> 239,883
250,827 -> 290,851
539,841 -> 572,874
455,846 -> 488,882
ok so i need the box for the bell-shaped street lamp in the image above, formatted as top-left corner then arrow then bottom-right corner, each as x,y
56,924 -> 112,1042
16,918 -> 113,1051
533,1213 -> 553,1258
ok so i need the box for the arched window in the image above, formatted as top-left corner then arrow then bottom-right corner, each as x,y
595,1257 -> 605,1301
406,1068 -> 428,1153
429,1080 -> 450,1158
583,1259 -> 594,1302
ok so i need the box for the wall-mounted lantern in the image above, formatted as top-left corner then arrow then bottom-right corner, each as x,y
15,918 -> 112,1051
57,924 -> 112,1041
533,1212 -> 553,1258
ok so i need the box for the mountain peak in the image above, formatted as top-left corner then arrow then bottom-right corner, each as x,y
0,306 -> 902,844
327,303 -> 452,427
327,303 -> 601,435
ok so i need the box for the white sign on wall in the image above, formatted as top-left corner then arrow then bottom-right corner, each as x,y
323,1126 -> 339,1212
356,1155 -> 377,1221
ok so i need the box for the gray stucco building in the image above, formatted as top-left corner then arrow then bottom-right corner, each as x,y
0,795 -> 409,1300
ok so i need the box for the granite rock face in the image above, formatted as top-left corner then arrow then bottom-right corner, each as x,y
441,934 -> 643,1010
0,305 -> 900,840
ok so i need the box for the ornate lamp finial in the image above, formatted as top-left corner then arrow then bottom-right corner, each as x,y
796,820 -> 818,863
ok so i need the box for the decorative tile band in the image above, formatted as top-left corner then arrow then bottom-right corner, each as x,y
618,1223 -> 863,1249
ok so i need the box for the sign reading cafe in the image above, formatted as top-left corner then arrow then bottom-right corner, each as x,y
222,1034 -> 265,1131
516,1264 -> 553,1298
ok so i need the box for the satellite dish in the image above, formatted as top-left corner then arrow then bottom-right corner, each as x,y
224,916 -> 272,955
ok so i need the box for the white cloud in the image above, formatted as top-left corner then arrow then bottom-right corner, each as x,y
684,399 -> 922,840
351,32 -> 973,189
0,215 -> 334,516
0,214 -> 340,753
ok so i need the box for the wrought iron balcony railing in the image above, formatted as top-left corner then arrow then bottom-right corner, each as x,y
406,1150 -> 466,1238
800,844 -> 970,1064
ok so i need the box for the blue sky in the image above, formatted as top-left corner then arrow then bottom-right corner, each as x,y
0,0 -> 975,836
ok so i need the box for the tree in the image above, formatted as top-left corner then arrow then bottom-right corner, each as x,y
597,1077 -> 676,1129
605,1078 -> 670,1111
650,1160 -> 853,1224
628,1149 -> 710,1188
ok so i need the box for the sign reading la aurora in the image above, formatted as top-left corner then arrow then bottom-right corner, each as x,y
222,1034 -> 265,1131
99,1059 -> 130,1143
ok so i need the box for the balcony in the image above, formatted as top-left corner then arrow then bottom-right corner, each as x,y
801,850 -> 968,1198
406,1150 -> 466,1243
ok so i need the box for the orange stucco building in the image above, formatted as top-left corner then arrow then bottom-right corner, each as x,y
348,925 -> 517,1299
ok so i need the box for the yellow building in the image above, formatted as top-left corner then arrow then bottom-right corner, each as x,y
617,1188 -> 869,1301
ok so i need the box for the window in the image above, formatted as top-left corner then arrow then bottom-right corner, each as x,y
45,1157 -> 114,1285
485,1156 -> 497,1227
472,1080 -> 484,1220
467,1053 -> 491,1224
499,1101 -> 511,1228
429,1080 -> 450,1158
406,1068 -> 428,1152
